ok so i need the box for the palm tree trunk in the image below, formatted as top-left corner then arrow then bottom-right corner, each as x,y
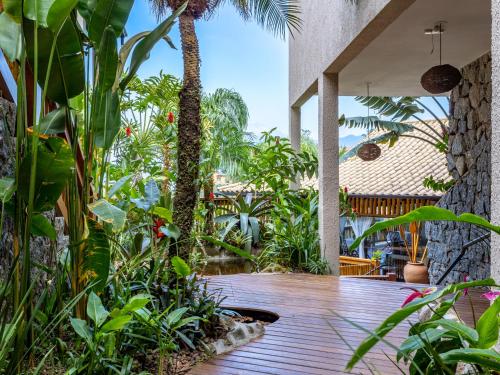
204,174 -> 215,236
173,14 -> 201,258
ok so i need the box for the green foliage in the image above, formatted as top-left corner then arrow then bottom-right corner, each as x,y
344,278 -> 498,372
201,235 -> 255,260
215,193 -> 270,251
19,137 -> 74,212
423,175 -> 455,193
88,199 -> 127,232
31,214 -> 56,240
242,129 -> 318,192
171,256 -> 192,278
259,189 -> 328,274
83,219 -> 111,292
24,18 -> 85,104
0,12 -> 22,61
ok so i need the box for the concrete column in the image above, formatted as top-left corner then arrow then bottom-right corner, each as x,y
289,106 -> 301,190
318,73 -> 340,275
491,1 -> 500,283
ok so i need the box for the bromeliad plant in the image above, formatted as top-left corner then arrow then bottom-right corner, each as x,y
343,278 -> 500,374
215,193 -> 271,252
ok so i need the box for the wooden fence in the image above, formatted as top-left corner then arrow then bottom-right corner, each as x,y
204,194 -> 440,219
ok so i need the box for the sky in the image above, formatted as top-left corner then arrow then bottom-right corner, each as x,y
126,1 -> 448,141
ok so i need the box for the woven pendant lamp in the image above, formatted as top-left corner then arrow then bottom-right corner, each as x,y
357,83 -> 381,161
421,23 -> 461,94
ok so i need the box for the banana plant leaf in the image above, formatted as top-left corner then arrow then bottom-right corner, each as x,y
19,137 -> 74,212
349,206 -> 500,252
24,18 -> 85,104
96,26 -> 118,92
39,107 -> 67,135
0,12 -> 22,61
31,214 -> 57,240
83,219 -> 111,291
88,199 -> 126,232
92,89 -> 120,149
0,178 -> 15,203
46,0 -> 79,33
87,0 -> 133,46
2,0 -> 22,22
119,2 -> 187,90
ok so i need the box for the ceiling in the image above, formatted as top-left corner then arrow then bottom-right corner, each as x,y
339,0 -> 491,96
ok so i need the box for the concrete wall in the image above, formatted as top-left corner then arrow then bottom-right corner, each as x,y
289,0 -> 413,106
426,54 -> 492,285
491,0 -> 500,283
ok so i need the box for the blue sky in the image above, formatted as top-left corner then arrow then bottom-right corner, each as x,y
127,1 -> 448,141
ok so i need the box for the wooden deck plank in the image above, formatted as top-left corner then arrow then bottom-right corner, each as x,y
190,273 -> 488,374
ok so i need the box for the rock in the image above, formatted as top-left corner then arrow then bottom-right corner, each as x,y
451,135 -> 464,155
209,317 -> 265,356
469,84 -> 480,109
427,53 -> 491,285
455,156 -> 466,176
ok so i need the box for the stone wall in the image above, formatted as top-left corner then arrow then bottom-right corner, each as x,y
0,97 -> 64,286
0,97 -> 16,276
426,53 -> 492,284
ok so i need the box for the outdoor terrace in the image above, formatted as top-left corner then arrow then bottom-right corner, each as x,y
190,274 -> 488,374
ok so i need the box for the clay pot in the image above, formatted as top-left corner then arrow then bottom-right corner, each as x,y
403,262 -> 429,284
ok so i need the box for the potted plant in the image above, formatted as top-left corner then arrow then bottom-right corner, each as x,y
400,222 -> 429,283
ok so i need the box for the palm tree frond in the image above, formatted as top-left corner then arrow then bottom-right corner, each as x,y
355,96 -> 424,121
237,0 -> 302,38
339,116 -> 415,134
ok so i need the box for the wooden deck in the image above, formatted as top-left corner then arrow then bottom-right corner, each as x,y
190,273 -> 488,375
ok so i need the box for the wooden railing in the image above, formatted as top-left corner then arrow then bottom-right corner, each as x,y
348,195 -> 439,218
204,194 -> 440,220
339,256 -> 380,276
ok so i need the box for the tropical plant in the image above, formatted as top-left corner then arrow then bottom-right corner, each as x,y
342,278 -> 500,374
241,129 -> 318,192
200,88 -> 250,235
259,188 -> 328,274
339,96 -> 450,161
148,0 -> 302,258
0,0 -> 185,369
215,193 -> 271,251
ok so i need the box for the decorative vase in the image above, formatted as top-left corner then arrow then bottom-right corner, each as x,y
403,262 -> 429,284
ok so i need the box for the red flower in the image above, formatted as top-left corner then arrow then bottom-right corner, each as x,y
125,127 -> 132,137
401,287 -> 436,307
344,187 -> 348,193
463,275 -> 471,296
482,290 -> 500,302
208,192 -> 215,201
152,218 -> 165,239
167,112 -> 175,124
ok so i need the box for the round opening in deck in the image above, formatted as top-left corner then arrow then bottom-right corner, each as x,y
223,306 -> 280,323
